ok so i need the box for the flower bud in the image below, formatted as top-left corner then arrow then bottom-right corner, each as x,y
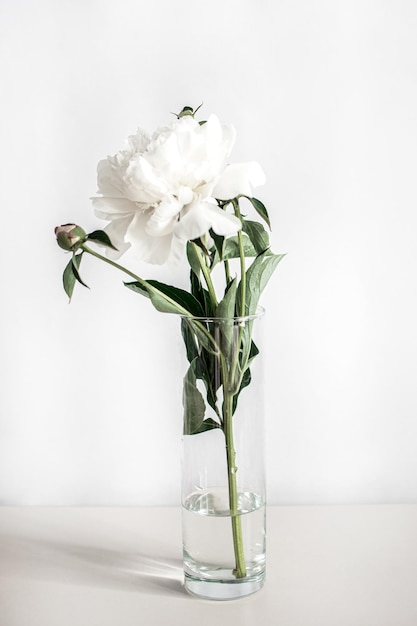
177,106 -> 194,119
55,224 -> 87,251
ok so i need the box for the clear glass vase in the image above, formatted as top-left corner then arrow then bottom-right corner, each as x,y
180,309 -> 266,600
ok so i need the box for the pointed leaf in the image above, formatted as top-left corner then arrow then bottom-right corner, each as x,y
190,270 -> 213,317
191,237 -> 210,256
237,250 -> 285,316
125,280 -> 204,316
63,252 -> 87,301
215,278 -> 238,361
181,317 -> 199,364
209,229 -> 225,260
183,360 -> 206,435
221,233 -> 258,260
246,196 -> 271,229
216,278 -> 237,319
241,220 -> 270,254
71,255 -> 89,289
87,230 -> 118,250
186,241 -> 202,278
183,358 -> 220,435
232,367 -> 252,414
62,255 -> 78,301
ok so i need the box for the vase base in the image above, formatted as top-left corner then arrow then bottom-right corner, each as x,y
184,572 -> 265,601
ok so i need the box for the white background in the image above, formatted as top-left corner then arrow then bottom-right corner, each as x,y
1,0 -> 416,505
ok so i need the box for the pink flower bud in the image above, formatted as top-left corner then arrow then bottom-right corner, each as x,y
55,224 -> 87,251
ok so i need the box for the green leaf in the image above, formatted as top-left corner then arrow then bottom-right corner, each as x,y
216,278 -> 237,319
71,255 -> 89,289
237,250 -> 286,316
191,237 -> 210,257
248,340 -> 260,366
189,319 -> 220,356
182,318 -> 222,417
241,220 -> 270,255
125,280 -> 204,316
190,270 -> 213,318
183,358 -> 221,435
181,317 -> 199,364
186,241 -> 202,278
215,279 -> 238,361
183,361 -> 206,435
209,229 -> 224,261
62,252 -> 87,301
87,230 -> 118,250
232,367 -> 252,414
246,197 -> 271,229
62,256 -> 77,301
219,233 -> 257,262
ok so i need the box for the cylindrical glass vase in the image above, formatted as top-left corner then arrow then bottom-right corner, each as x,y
180,309 -> 266,600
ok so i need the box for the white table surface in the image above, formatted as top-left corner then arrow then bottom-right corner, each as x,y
0,505 -> 416,626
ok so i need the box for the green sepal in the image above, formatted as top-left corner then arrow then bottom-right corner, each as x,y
87,230 -> 118,251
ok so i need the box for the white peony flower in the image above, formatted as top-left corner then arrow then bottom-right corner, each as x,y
92,114 -> 265,265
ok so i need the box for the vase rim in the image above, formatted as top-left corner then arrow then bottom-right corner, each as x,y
180,306 -> 265,323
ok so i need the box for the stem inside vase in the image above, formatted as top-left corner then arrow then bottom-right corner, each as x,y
223,388 -> 247,578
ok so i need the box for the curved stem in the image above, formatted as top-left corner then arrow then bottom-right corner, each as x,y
81,244 -> 219,354
82,244 -> 157,291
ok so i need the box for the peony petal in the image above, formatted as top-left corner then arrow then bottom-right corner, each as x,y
126,211 -> 173,265
92,197 -> 138,219
205,203 -> 242,236
174,200 -> 241,242
203,114 -> 236,163
125,155 -> 168,203
96,159 -> 128,197
102,216 -> 133,259
213,161 -> 266,200
145,195 -> 182,237
91,198 -> 138,220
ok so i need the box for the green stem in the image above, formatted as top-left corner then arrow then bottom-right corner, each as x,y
224,259 -> 231,285
81,243 -> 218,353
82,244 -> 157,290
228,198 -> 247,388
220,198 -> 249,578
216,199 -> 249,579
223,383 -> 247,578
232,199 -> 246,318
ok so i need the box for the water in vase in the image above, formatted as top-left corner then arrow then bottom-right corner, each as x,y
182,487 -> 266,585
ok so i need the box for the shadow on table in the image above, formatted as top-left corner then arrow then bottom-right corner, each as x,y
0,534 -> 184,597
